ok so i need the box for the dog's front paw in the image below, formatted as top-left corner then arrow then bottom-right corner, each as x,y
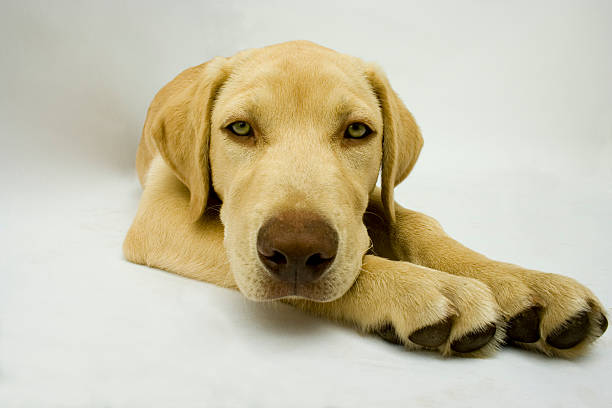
362,262 -> 505,357
483,268 -> 607,357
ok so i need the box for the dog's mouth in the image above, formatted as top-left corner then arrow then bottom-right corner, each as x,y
259,278 -> 324,300
243,264 -> 346,302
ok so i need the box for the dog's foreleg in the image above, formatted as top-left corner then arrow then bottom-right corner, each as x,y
366,188 -> 607,356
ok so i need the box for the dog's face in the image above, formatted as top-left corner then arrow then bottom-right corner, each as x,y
148,41 -> 423,302
210,44 -> 382,301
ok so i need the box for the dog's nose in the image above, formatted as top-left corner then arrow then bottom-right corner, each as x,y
257,211 -> 338,284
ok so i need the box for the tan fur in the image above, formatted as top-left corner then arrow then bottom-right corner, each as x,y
124,41 -> 606,357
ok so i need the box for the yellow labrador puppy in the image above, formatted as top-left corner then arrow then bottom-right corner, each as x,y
124,40 -> 607,357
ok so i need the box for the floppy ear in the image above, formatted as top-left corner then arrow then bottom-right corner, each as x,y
143,58 -> 229,222
367,65 -> 424,223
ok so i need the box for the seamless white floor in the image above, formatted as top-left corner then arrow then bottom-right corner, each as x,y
1,1 -> 611,407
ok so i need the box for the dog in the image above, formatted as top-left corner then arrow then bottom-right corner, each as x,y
124,40 -> 607,357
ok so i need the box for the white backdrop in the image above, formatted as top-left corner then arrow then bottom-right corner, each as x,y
1,1 -> 611,407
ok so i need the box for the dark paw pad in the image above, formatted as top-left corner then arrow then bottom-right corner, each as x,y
507,306 -> 541,343
376,323 -> 403,345
598,314 -> 608,336
546,311 -> 590,349
451,323 -> 496,353
409,319 -> 452,348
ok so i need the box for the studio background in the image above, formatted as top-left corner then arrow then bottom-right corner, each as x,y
1,1 -> 611,407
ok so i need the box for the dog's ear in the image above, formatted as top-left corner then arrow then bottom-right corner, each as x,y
367,65 -> 424,223
144,58 -> 229,222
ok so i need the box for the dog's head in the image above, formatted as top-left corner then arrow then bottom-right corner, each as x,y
146,41 -> 422,301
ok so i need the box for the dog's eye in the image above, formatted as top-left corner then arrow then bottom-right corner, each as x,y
344,123 -> 371,139
227,121 -> 252,136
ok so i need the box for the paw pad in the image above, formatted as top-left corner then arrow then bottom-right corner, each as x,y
546,311 -> 590,349
598,314 -> 608,335
408,319 -> 452,348
507,306 -> 541,343
451,323 -> 496,353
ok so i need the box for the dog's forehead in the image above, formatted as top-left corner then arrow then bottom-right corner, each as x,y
215,42 -> 380,120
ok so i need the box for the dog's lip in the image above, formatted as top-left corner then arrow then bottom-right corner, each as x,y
254,292 -> 330,302
239,272 -> 333,302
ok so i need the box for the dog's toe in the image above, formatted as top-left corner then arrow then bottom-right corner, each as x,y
409,318 -> 452,348
451,323 -> 497,353
507,306 -> 541,343
546,311 -> 590,349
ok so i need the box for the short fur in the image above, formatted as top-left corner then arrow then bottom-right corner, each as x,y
124,41 -> 606,357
